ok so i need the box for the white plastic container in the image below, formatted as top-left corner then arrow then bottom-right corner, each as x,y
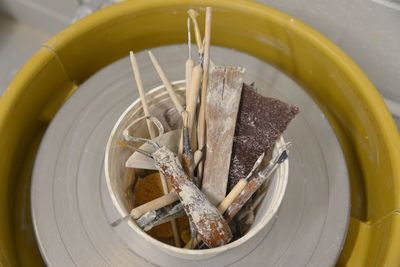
105,80 -> 289,260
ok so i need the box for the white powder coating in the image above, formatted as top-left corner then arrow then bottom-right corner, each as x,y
153,146 -> 232,247
203,66 -> 245,205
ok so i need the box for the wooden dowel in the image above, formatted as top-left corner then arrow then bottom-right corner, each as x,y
185,16 -> 194,106
185,59 -> 194,105
148,50 -> 184,114
129,51 -> 156,138
170,217 -> 181,247
131,191 -> 179,219
186,65 -> 202,150
217,179 -> 248,212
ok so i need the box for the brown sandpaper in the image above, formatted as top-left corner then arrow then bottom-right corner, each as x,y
228,83 -> 299,191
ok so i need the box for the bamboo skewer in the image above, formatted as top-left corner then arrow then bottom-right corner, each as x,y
148,50 -> 184,114
197,6 -> 212,183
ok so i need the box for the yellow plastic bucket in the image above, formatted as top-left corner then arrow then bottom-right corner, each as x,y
0,0 -> 399,266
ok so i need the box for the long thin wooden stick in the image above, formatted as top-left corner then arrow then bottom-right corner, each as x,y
130,51 -> 181,247
129,51 -> 156,138
186,17 -> 194,106
131,191 -> 179,219
197,7 -> 212,182
186,65 -> 202,150
148,50 -> 185,114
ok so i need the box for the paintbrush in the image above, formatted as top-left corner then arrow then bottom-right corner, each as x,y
183,152 -> 265,249
224,144 -> 290,222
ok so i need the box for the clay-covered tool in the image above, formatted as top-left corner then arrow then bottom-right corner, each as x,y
224,146 -> 289,222
153,146 -> 232,248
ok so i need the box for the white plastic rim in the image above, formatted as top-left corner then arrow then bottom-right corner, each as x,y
105,80 -> 289,259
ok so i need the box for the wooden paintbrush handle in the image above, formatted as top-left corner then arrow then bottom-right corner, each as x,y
187,65 -> 202,151
153,147 -> 232,248
185,59 -> 194,105
217,179 -> 248,213
223,176 -> 264,222
131,191 -> 179,219
186,65 -> 202,121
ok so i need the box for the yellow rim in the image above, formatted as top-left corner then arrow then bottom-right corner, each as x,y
0,0 -> 399,266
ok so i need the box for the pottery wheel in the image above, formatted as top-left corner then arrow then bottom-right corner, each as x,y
31,45 -> 349,267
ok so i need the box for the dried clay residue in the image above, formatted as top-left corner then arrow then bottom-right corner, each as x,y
179,182 -> 230,246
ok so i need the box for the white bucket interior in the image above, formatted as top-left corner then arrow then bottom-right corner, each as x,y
105,80 -> 289,258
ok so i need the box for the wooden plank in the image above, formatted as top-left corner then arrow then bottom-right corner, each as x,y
201,65 -> 245,205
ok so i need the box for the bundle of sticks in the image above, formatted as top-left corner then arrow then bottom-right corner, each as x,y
112,7 -> 299,249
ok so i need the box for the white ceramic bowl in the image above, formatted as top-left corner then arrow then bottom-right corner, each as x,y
105,80 -> 289,260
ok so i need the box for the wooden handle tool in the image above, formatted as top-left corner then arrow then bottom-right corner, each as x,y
184,152 -> 265,249
224,148 -> 289,222
153,146 -> 232,248
131,191 -> 179,219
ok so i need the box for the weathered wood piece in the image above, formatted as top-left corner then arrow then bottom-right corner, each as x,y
153,146 -> 232,248
201,65 -> 245,205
